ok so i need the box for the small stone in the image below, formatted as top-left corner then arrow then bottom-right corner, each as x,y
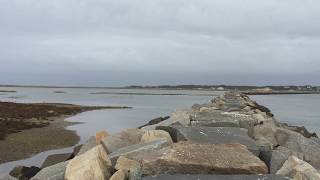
96,130 -> 109,144
140,130 -> 173,145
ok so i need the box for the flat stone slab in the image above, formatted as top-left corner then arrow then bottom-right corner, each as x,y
156,126 -> 260,156
190,110 -> 241,127
190,110 -> 258,129
109,139 -> 171,164
101,129 -> 145,154
142,174 -> 290,180
142,142 -> 268,176
141,109 -> 192,130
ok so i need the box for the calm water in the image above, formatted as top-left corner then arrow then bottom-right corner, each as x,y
0,87 -> 319,177
251,94 -> 320,136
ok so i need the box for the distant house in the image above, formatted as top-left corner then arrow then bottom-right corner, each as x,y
305,85 -> 313,91
217,87 -> 225,91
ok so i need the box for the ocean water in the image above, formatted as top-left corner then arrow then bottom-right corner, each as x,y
0,87 -> 319,177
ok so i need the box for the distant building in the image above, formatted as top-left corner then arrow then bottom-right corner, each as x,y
217,87 -> 225,91
306,85 -> 312,89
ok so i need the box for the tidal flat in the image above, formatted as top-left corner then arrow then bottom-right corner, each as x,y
0,101 -> 130,163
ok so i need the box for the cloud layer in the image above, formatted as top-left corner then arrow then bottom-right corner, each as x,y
1,0 -> 319,86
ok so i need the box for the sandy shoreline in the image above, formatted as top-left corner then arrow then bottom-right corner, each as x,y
0,102 -> 130,164
0,116 -> 80,164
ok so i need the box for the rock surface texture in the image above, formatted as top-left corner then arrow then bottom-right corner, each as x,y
277,156 -> 320,180
141,142 -> 268,175
65,145 -> 112,180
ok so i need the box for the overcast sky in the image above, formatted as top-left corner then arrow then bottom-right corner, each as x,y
0,0 -> 319,86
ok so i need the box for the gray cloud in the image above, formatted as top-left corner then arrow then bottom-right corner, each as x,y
0,0 -> 319,86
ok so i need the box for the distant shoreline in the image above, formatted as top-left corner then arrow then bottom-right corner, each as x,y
1,84 -> 319,95
244,91 -> 320,95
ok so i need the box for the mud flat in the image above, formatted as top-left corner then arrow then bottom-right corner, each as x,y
0,101 -> 130,164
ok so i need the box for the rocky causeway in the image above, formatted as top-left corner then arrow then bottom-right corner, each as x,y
2,91 -> 320,180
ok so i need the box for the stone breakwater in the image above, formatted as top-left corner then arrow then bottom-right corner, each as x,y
3,91 -> 320,180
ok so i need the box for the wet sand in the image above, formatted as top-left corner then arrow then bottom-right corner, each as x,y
0,116 -> 79,164
0,101 -> 130,163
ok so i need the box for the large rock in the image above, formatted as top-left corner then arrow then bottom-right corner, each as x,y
142,174 -> 289,180
259,146 -> 293,174
101,129 -> 145,154
190,110 -> 241,127
156,126 -> 260,156
276,156 -> 320,179
9,166 -> 41,180
77,136 -> 97,155
275,128 -> 320,168
253,120 -> 278,149
31,161 -> 69,180
109,139 -> 172,164
65,145 -> 112,180
142,142 -> 268,175
115,156 -> 142,180
141,109 -> 192,130
140,130 -> 173,144
115,156 -> 141,171
41,153 -> 72,168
